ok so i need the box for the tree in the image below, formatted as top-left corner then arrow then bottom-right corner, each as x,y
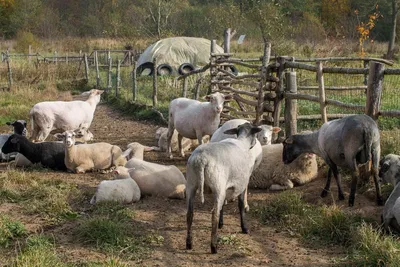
386,0 -> 399,59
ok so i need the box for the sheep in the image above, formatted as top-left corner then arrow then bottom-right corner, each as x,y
380,154 -> 400,233
125,155 -> 186,199
152,127 -> 208,153
55,130 -> 126,173
166,92 -> 232,158
15,126 -> 95,168
210,118 -> 281,211
1,120 -> 27,161
30,89 -> 104,142
122,142 -> 154,161
282,114 -> 383,207
249,143 -> 318,190
379,154 -> 400,186
1,134 -> 66,170
185,122 -> 262,254
90,166 -> 141,204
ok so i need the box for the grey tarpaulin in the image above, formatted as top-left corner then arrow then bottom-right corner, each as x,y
137,37 -> 224,70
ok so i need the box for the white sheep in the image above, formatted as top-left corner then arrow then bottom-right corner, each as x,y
249,143 -> 318,190
122,142 -> 154,160
30,89 -> 104,142
90,166 -> 141,204
55,130 -> 126,173
186,123 -> 261,254
126,160 -> 186,199
210,119 -> 281,211
166,92 -> 232,158
152,127 -> 208,153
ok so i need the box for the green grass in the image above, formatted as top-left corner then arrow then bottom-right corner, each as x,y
252,191 -> 400,266
0,216 -> 26,248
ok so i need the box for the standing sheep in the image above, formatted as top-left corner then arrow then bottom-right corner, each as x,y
282,114 -> 383,207
186,123 -> 261,254
166,92 -> 232,158
249,143 -> 318,190
90,166 -> 141,204
30,89 -> 103,142
55,130 -> 126,173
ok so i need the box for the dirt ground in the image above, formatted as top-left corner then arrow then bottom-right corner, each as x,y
0,94 -> 385,266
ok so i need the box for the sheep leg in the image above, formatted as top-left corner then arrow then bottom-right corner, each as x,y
166,121 -> 175,159
211,193 -> 225,254
321,168 -> 332,198
371,146 -> 383,206
186,188 -> 196,250
238,190 -> 249,234
331,165 -> 345,201
218,206 -> 224,229
195,130 -> 204,146
178,133 -> 185,158
244,187 -> 250,212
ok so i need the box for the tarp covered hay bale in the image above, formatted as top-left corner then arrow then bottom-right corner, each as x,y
137,37 -> 224,75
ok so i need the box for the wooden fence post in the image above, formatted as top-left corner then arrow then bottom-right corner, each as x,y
107,57 -> 112,92
272,57 -> 286,132
84,53 -> 89,82
316,61 -> 327,123
366,61 -> 384,120
28,45 -> 32,63
224,28 -> 231,54
116,59 -> 121,97
152,57 -> 158,107
363,60 -> 369,85
95,51 -> 100,88
284,72 -> 297,137
132,61 -> 137,101
209,39 -> 217,94
256,42 -> 271,125
6,58 -> 12,89
182,77 -> 188,97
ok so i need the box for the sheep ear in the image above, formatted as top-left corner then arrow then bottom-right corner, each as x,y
144,146 -> 154,152
6,121 -> 12,125
272,127 -> 281,133
224,94 -> 233,101
54,133 -> 65,140
223,128 -> 238,135
81,91 -> 91,96
97,90 -> 104,95
204,95 -> 211,101
251,127 -> 262,134
285,137 -> 293,144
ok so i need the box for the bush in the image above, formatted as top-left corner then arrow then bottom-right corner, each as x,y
14,31 -> 41,53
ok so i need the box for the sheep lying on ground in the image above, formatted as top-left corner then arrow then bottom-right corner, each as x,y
1,120 -> 27,161
186,123 -> 261,254
90,166 -> 141,204
55,130 -> 126,173
153,127 -> 207,153
166,92 -> 232,158
1,134 -> 66,170
30,89 -> 103,142
250,143 -> 318,190
15,126 -> 95,168
122,142 -> 154,160
282,114 -> 382,207
210,118 -> 281,211
124,142 -> 186,199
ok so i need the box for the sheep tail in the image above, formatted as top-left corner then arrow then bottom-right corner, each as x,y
199,168 -> 205,204
362,129 -> 373,164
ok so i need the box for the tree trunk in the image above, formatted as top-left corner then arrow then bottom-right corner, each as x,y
386,0 -> 398,59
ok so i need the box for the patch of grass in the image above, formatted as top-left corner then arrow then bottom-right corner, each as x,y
14,234 -> 65,267
0,216 -> 26,248
76,202 -> 152,261
82,257 -> 129,267
218,234 -> 240,246
350,223 -> 400,266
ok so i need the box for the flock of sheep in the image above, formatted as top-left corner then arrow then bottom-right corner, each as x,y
0,88 -> 399,254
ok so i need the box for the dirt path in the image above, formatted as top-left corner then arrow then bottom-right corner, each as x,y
2,96 -> 384,266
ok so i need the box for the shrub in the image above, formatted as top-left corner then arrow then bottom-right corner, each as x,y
14,31 -> 41,53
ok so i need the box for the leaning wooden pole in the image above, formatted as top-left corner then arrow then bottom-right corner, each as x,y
366,61 -> 385,120
84,53 -> 89,82
107,57 -> 112,92
284,72 -> 298,137
255,42 -> 271,125
209,39 -> 217,94
116,59 -> 121,98
132,61 -> 137,101
316,61 -> 328,123
6,58 -> 12,89
95,51 -> 100,88
152,57 -> 158,107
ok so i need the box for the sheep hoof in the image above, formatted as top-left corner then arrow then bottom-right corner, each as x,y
320,189 -> 329,198
168,154 -> 173,159
186,242 -> 192,250
377,197 -> 384,206
211,245 -> 217,254
348,198 -> 354,207
242,227 -> 249,234
338,193 -> 345,201
245,205 -> 250,213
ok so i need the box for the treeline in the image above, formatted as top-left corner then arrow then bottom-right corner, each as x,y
0,0 -> 394,43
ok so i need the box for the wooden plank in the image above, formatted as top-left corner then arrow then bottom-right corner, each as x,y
233,94 -> 258,107
317,62 -> 327,123
218,85 -> 258,97
298,86 -> 367,91
279,56 -> 394,66
366,61 -> 384,120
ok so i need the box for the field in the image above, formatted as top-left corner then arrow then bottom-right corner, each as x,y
0,88 -> 400,266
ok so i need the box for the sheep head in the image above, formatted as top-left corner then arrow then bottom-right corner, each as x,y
54,131 -> 76,147
223,123 -> 262,149
1,134 -> 21,153
204,92 -> 232,114
6,120 -> 27,136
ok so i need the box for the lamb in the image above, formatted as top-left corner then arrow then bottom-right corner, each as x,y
55,130 -> 126,173
249,143 -> 318,190
185,123 -> 262,254
166,92 -> 232,158
30,89 -> 104,142
15,126 -> 95,168
122,142 -> 154,160
124,143 -> 186,199
380,154 -> 400,233
152,127 -> 207,153
379,154 -> 400,186
282,114 -> 383,207
0,120 -> 27,161
1,134 -> 66,170
210,118 -> 281,211
90,166 -> 141,204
